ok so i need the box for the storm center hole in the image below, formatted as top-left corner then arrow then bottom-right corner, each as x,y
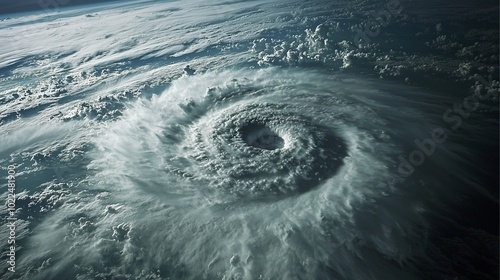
240,123 -> 284,150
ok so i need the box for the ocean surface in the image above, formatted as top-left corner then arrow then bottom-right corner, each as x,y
0,0 -> 498,279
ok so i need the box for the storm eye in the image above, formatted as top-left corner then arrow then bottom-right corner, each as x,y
240,122 -> 285,150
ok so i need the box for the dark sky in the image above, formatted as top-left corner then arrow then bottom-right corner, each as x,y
0,0 -> 125,15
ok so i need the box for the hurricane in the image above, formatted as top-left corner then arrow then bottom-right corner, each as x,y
0,0 -> 498,279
